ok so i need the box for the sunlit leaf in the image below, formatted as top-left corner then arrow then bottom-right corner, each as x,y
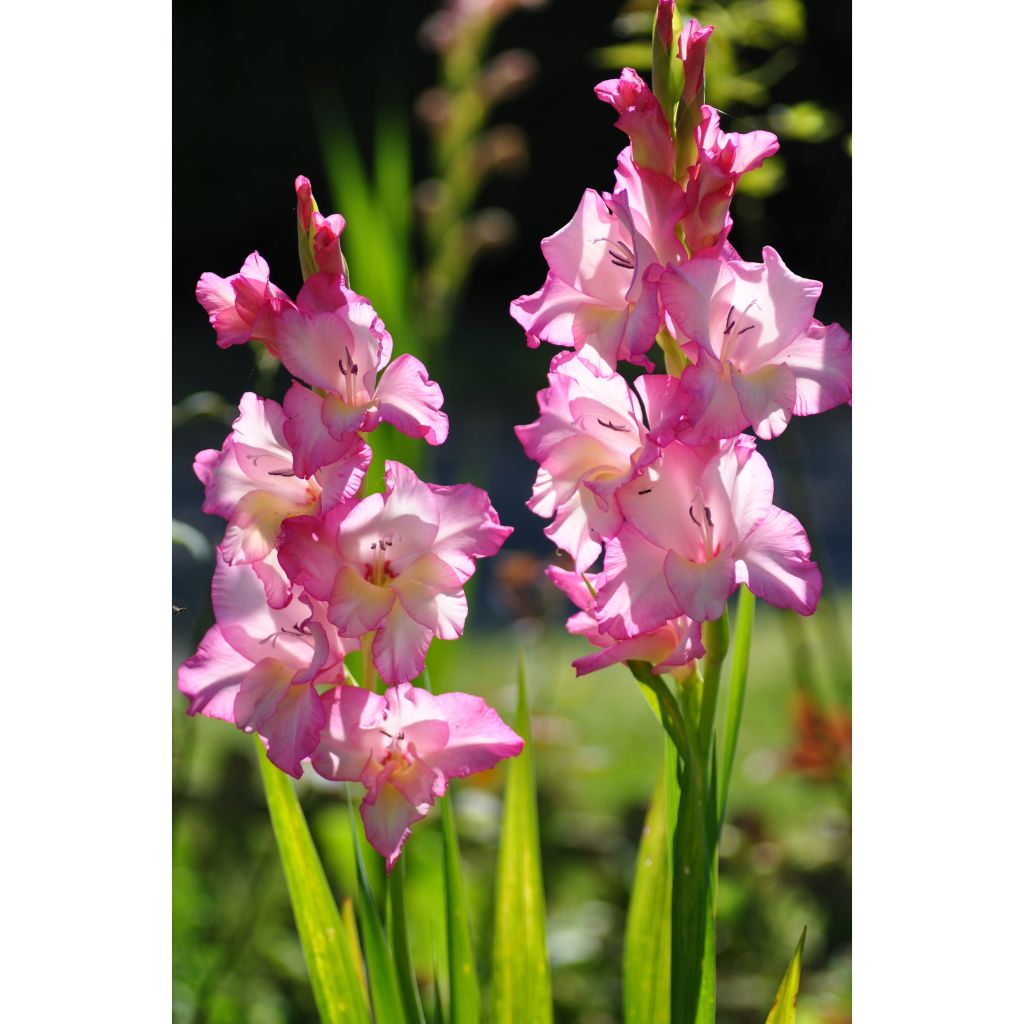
765,928 -> 807,1024
440,792 -> 480,1024
256,740 -> 371,1024
348,799 -> 408,1023
623,740 -> 673,1024
492,658 -> 553,1024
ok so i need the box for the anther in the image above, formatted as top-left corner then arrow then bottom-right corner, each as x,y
598,418 -> 628,432
689,505 -> 700,526
704,507 -> 714,528
639,488 -> 652,495
268,468 -> 296,477
724,305 -> 736,335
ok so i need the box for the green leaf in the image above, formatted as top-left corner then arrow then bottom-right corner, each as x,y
623,738 -> 674,1024
388,856 -> 427,1024
347,799 -> 408,1023
492,657 -> 553,1024
765,929 -> 807,1024
440,791 -> 481,1024
255,740 -> 371,1024
673,686 -> 716,1024
719,586 -> 756,831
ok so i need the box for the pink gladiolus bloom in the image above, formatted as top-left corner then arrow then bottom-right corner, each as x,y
660,246 -> 852,440
510,165 -> 684,377
194,393 -> 370,579
274,276 -> 448,476
547,566 -> 704,676
195,251 -> 292,354
178,554 -> 354,778
311,682 -> 523,869
594,69 -> 674,176
679,19 -> 714,106
679,106 -> 778,254
279,462 -> 512,685
515,352 -> 688,571
295,175 -> 347,278
596,434 -> 821,631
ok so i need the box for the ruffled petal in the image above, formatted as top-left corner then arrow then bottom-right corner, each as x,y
735,506 -> 821,615
426,692 -> 524,780
375,354 -> 449,445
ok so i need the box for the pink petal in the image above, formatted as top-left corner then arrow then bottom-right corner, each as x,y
510,273 -> 581,349
663,548 -> 736,622
678,357 -> 748,442
391,554 -> 468,640
315,441 -> 372,511
596,525 -> 678,638
731,362 -> 796,439
422,479 -> 512,581
372,602 -> 435,685
328,566 -> 395,637
321,391 -> 369,440
311,685 -> 388,782
360,780 -> 428,872
735,506 -> 821,615
178,625 -> 252,721
427,692 -> 524,780
375,354 -> 449,445
786,321 -> 852,417
283,382 -> 359,479
277,515 -> 340,602
594,69 -> 674,176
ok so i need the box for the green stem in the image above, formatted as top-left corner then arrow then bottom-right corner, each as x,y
698,611 -> 730,762
388,857 -> 427,1024
718,586 -> 755,831
628,661 -> 690,765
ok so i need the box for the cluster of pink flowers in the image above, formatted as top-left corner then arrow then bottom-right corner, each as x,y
180,177 -> 522,869
513,7 -> 851,678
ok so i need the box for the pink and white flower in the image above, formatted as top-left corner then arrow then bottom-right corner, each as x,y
178,553 -> 354,778
274,275 -> 448,476
195,251 -> 292,354
278,462 -> 512,684
660,246 -> 852,440
311,682 -> 523,869
515,352 -> 688,571
679,106 -> 778,254
595,434 -> 821,631
510,163 -> 685,377
194,392 -> 370,582
547,566 -> 704,677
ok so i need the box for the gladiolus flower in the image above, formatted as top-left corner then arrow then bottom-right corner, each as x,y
279,462 -> 512,684
660,246 -> 852,440
596,434 -> 821,630
195,251 -> 292,354
311,682 -> 523,869
194,393 -> 370,591
178,554 -> 353,778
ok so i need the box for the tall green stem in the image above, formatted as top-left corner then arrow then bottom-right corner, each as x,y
388,857 -> 427,1024
718,586 -> 756,830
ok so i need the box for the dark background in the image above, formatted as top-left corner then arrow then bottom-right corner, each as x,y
173,0 -> 851,596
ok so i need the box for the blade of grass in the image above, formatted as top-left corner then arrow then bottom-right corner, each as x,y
764,928 -> 807,1024
347,796 -> 408,1023
623,735 -> 674,1024
439,791 -> 480,1024
388,856 -> 427,1024
255,739 -> 371,1024
673,686 -> 715,1024
719,586 -> 755,830
492,657 -> 553,1024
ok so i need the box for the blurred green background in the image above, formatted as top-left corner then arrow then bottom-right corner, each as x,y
173,0 -> 851,1020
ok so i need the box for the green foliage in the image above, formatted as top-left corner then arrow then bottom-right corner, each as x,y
765,928 -> 807,1024
256,740 -> 371,1024
623,740 -> 674,1024
440,792 -> 481,1024
491,659 -> 553,1024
